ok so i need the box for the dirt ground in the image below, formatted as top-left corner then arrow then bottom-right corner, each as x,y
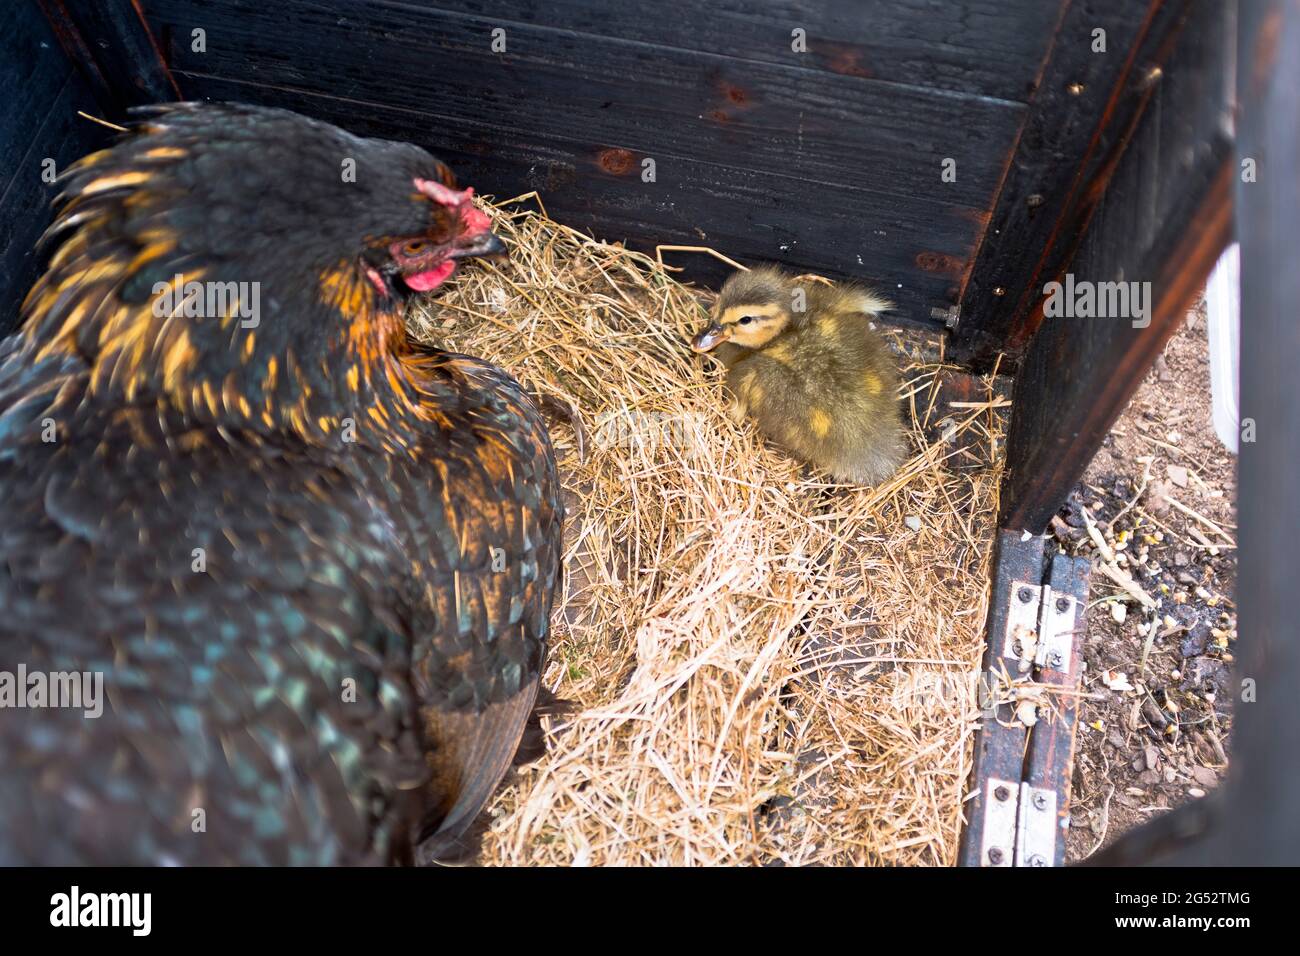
1058,302 -> 1237,862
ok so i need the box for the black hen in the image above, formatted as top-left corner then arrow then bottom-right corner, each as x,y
0,103 -> 563,865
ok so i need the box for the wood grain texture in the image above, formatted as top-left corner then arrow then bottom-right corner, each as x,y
36,0 -> 180,114
998,0 -> 1234,533
0,2 -> 75,177
146,0 -> 1023,205
152,73 -> 978,327
0,3 -> 106,336
416,0 -> 1061,102
951,0 -> 1194,370
139,0 -> 1061,327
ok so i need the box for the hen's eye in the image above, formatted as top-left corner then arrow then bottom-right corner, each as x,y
401,240 -> 429,257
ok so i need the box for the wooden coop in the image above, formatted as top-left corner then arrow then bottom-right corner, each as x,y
2,0 -> 1295,865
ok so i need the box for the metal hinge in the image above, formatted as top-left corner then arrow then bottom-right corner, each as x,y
979,779 -> 1060,867
1016,784 -> 1059,867
1002,581 -> 1078,675
979,777 -> 1018,867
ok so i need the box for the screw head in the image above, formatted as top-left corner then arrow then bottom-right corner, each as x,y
1027,853 -> 1048,867
994,785 -> 1011,802
1033,793 -> 1048,811
1018,587 -> 1035,604
988,847 -> 1005,864
1056,597 -> 1071,613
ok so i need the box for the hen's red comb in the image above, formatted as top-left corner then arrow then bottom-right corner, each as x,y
414,178 -> 493,235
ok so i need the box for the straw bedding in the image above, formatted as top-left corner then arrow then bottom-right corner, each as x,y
408,195 -> 1008,866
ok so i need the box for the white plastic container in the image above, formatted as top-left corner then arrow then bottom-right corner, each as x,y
1204,243 -> 1240,454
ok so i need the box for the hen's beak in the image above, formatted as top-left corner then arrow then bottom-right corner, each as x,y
449,230 -> 506,260
691,321 -> 728,352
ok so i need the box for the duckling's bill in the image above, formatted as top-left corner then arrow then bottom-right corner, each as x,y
691,321 -> 729,352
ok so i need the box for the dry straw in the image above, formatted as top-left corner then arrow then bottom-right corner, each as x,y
408,194 -> 1008,865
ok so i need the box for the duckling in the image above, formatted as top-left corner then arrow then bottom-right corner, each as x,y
690,266 -> 905,484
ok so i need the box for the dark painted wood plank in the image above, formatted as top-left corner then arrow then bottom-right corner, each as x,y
142,0 -> 1023,211
998,0 -> 1234,533
1023,552 -> 1090,867
1095,0 -> 1300,867
0,5 -> 109,337
951,0 -> 1193,370
1224,0 -> 1300,870
0,1 -> 75,184
416,0 -> 1063,103
958,529 -> 1043,867
170,74 -> 976,328
36,0 -> 180,115
0,80 -> 109,337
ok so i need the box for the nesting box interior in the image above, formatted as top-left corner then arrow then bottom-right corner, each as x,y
401,202 -> 1009,863
4,0 -> 1285,865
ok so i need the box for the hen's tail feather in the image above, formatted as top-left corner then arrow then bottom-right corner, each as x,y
512,684 -> 575,768
415,680 -> 539,864
415,682 -> 573,864
420,818 -> 487,866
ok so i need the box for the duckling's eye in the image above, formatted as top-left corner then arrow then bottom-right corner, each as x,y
738,315 -> 757,326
